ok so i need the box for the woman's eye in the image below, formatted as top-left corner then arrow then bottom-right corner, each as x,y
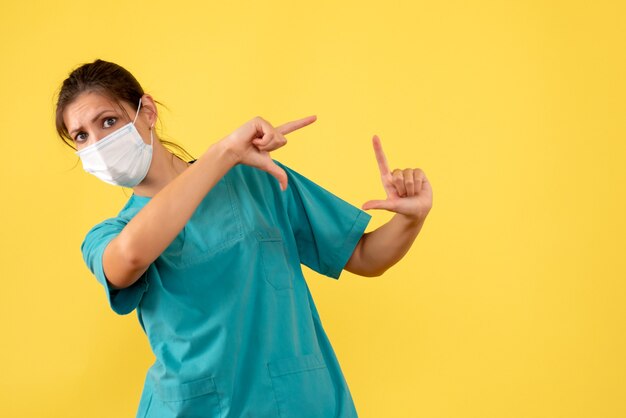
75,132 -> 87,142
103,117 -> 117,128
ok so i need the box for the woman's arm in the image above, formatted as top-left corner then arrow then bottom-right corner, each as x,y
344,214 -> 425,277
104,141 -> 236,289
344,135 -> 433,277
104,115 -> 317,289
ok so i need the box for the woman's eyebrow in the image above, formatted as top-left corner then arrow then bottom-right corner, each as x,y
69,109 -> 112,136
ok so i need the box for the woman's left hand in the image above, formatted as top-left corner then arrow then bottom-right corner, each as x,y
361,135 -> 433,223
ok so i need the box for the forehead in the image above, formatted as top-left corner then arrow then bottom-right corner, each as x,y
63,91 -> 127,131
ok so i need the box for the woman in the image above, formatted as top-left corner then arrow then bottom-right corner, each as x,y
55,59 -> 432,418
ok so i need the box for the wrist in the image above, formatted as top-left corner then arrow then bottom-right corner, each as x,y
395,212 -> 425,227
213,137 -> 242,167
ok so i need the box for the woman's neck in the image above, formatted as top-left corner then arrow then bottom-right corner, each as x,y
132,141 -> 190,198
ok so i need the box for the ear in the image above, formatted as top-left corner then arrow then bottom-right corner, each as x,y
140,93 -> 158,128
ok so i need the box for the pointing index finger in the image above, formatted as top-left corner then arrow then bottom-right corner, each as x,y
276,115 -> 317,135
372,135 -> 391,177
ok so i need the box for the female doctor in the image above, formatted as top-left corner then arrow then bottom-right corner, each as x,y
55,59 -> 432,418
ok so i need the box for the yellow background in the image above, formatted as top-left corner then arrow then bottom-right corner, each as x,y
1,0 -> 625,417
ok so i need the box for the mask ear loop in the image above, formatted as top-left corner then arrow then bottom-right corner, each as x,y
133,97 -> 142,125
134,97 -> 154,146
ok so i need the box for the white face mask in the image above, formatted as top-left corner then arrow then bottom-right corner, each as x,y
75,98 -> 154,188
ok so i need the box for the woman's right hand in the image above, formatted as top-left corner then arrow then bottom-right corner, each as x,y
220,115 -> 317,191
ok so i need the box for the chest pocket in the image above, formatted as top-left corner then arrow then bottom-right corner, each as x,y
256,227 -> 294,290
160,175 -> 244,269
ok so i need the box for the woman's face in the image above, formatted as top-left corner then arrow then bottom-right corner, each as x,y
63,91 -> 141,151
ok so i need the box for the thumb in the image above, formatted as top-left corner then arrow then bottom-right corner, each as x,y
264,160 -> 289,191
361,199 -> 394,211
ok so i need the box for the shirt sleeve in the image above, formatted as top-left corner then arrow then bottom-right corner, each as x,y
81,218 -> 149,315
273,160 -> 372,279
